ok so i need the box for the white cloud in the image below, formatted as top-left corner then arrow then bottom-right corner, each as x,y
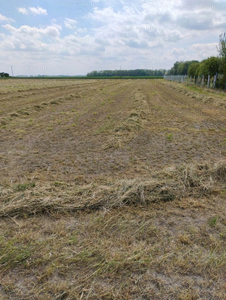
0,13 -> 14,23
64,18 -> 77,30
191,43 -> 218,57
29,6 -> 48,15
170,48 -> 186,56
17,8 -> 29,15
18,6 -> 48,16
2,24 -> 62,51
0,0 -> 224,75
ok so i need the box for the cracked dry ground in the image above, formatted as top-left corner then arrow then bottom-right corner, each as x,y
1,79 -> 226,299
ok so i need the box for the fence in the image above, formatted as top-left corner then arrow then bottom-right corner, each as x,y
164,74 -> 226,90
164,75 -> 188,83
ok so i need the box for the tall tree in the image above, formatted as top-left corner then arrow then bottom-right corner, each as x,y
198,57 -> 220,77
188,62 -> 200,77
217,33 -> 226,84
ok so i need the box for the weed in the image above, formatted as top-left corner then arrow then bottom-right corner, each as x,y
208,216 -> 218,227
14,182 -> 35,192
167,133 -> 173,141
68,235 -> 78,245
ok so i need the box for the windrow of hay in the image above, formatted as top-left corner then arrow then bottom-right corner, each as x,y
0,94 -> 81,126
103,90 -> 149,149
164,81 -> 226,108
1,160 -> 226,218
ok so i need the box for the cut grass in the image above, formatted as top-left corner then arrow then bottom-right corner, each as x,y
1,160 -> 226,218
1,79 -> 226,299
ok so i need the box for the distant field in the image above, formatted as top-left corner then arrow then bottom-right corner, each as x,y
1,78 -> 226,299
10,76 -> 163,80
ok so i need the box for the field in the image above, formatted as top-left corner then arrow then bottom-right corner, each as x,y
1,78 -> 226,299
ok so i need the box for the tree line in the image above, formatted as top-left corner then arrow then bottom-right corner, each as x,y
169,33 -> 226,83
87,69 -> 166,77
168,57 -> 221,77
0,72 -> 9,78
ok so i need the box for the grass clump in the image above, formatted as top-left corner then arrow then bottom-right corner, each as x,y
14,182 -> 35,192
208,216 -> 218,227
167,133 -> 173,141
0,237 -> 32,270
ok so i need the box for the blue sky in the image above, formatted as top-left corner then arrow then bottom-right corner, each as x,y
0,0 -> 225,75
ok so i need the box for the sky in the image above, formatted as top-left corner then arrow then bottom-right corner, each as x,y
0,0 -> 225,76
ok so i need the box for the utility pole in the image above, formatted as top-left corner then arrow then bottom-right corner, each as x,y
11,66 -> 14,77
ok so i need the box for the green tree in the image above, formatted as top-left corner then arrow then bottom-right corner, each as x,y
198,57 -> 220,77
169,61 -> 181,75
178,61 -> 189,75
188,62 -> 200,77
0,72 -> 9,78
218,33 -> 226,84
169,60 -> 199,75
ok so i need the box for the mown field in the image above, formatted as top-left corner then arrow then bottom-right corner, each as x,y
1,78 -> 226,299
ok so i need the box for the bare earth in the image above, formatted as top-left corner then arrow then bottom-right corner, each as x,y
0,79 -> 226,299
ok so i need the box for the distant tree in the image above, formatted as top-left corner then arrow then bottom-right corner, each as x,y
198,57 -> 220,77
169,61 -> 181,75
217,33 -> 226,84
0,72 -> 9,78
178,61 -> 188,75
188,62 -> 200,77
87,69 -> 166,77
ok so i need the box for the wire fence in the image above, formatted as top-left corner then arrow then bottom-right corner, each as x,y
164,74 -> 226,90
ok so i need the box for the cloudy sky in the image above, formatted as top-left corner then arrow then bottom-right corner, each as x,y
0,0 -> 225,76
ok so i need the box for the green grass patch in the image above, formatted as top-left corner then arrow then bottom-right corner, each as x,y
14,182 -> 35,192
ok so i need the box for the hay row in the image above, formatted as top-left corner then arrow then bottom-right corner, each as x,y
0,161 -> 225,218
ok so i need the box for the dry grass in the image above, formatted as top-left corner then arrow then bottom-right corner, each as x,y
1,79 -> 226,299
1,161 -> 226,219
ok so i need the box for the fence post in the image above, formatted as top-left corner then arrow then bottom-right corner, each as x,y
213,74 -> 217,89
207,75 -> 210,88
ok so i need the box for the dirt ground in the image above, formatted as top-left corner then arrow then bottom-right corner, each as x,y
0,79 -> 226,299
